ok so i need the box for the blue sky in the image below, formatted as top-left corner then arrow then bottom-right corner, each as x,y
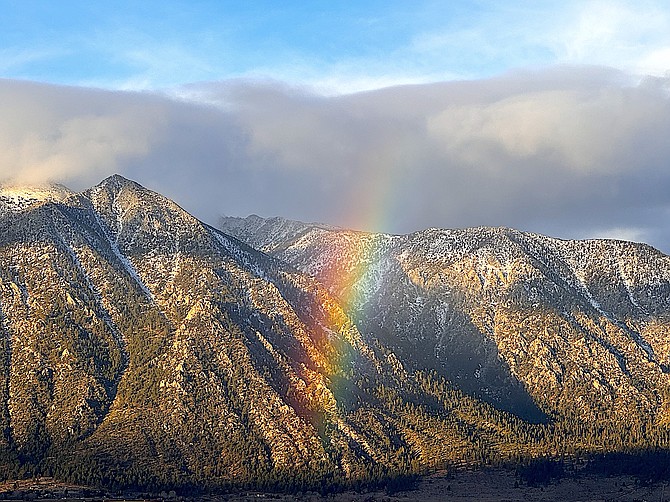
2,1 -> 670,250
3,1 -> 669,93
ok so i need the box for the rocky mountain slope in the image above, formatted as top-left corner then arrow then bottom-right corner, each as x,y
1,175 -> 669,493
0,176 -> 557,491
220,216 -> 670,428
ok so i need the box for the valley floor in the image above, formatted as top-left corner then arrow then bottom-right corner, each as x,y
2,470 -> 668,502
221,469 -> 669,502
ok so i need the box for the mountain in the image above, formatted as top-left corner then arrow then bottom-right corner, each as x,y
217,214 -> 336,255
0,176 -> 554,492
2,176 -> 670,494
219,215 -> 670,429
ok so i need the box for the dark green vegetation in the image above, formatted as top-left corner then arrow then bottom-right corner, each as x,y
1,177 -> 670,495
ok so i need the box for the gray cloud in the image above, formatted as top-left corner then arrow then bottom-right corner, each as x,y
2,67 -> 670,252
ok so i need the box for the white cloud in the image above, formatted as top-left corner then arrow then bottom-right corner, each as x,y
638,48 -> 670,77
401,0 -> 670,87
5,112 -> 157,184
3,66 -> 670,252
0,81 -> 168,186
551,0 -> 670,75
426,85 -> 670,174
0,47 -> 66,74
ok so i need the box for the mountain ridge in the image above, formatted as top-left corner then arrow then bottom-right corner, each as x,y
220,214 -> 663,261
0,175 -> 561,491
0,181 -> 74,213
0,177 -> 669,493
219,214 -> 670,425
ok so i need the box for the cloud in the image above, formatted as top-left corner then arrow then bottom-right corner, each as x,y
427,86 -> 670,174
0,80 -> 168,186
0,48 -> 63,74
553,0 -> 670,75
2,66 -> 670,253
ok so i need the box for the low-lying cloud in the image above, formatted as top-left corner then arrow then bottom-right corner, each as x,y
2,66 -> 670,252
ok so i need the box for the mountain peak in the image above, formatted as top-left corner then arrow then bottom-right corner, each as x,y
4,174 -> 670,492
95,173 -> 142,192
219,213 -> 338,253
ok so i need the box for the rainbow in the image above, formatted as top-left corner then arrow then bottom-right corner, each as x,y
296,158 -> 403,431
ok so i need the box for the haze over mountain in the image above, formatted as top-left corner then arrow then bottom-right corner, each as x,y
1,175 -> 670,493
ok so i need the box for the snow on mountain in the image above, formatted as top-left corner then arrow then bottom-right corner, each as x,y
2,175 -> 550,490
2,176 -> 670,493
0,176 -> 378,486
0,182 -> 74,212
220,216 -> 670,425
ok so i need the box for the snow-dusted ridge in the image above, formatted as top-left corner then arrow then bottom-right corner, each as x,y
0,182 -> 74,212
3,174 -> 670,488
220,213 -> 670,423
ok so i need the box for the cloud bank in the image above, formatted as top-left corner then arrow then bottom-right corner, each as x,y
2,67 -> 670,252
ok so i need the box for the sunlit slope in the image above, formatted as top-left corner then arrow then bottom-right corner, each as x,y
0,176 -> 548,489
221,216 -> 670,426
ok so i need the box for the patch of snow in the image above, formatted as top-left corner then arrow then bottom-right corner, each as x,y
211,228 -> 271,282
0,183 -> 73,212
89,199 -> 155,302
617,256 -> 642,311
51,219 -> 126,350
